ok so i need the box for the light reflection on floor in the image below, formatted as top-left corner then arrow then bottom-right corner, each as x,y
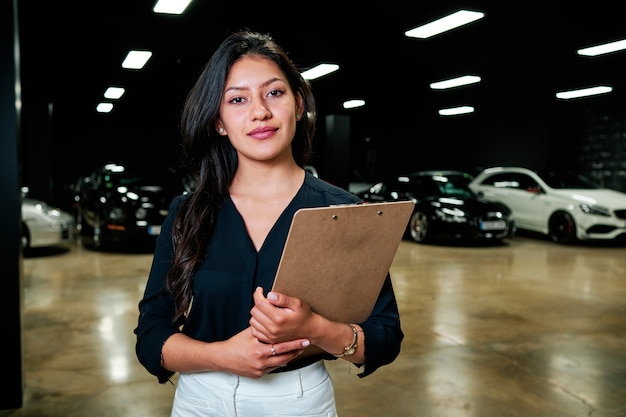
4,235 -> 626,417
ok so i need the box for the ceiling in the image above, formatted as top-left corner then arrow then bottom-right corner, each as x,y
15,1 -> 626,175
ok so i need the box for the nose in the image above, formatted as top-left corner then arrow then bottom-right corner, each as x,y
250,97 -> 271,121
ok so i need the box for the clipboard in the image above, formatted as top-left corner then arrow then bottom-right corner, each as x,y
271,200 -> 414,323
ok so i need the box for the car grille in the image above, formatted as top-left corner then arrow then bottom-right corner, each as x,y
587,224 -> 619,234
614,209 -> 626,220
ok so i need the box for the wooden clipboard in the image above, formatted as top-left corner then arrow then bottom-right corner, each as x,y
271,200 -> 414,323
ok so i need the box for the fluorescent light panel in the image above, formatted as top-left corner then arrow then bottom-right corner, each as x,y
122,50 -> 153,69
104,87 -> 125,99
431,75 -> 481,89
104,164 -> 125,172
577,39 -> 626,56
301,63 -> 339,80
405,10 -> 485,39
153,0 -> 192,14
556,86 -> 613,99
343,99 -> 365,109
96,103 -> 113,113
439,106 -> 475,116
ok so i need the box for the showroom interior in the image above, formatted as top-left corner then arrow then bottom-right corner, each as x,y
3,1 -> 626,416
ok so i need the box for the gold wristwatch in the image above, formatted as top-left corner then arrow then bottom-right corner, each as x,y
334,324 -> 358,357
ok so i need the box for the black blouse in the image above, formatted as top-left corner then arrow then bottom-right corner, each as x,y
134,173 -> 404,383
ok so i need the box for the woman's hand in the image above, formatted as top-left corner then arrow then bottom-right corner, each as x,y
249,286 -> 318,344
249,287 -> 367,364
215,327 -> 309,379
161,324 -> 309,379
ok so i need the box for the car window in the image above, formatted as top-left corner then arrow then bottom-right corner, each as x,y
481,173 -> 537,190
400,175 -> 474,198
390,180 -> 415,199
411,178 -> 439,197
368,182 -> 384,194
432,175 -> 474,198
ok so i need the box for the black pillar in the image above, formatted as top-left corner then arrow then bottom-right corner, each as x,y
324,114 -> 351,191
0,0 -> 25,410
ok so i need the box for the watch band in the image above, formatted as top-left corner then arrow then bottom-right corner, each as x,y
334,324 -> 358,358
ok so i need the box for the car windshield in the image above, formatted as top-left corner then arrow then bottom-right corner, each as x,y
538,171 -> 601,189
96,164 -> 182,192
104,171 -> 171,187
411,173 -> 475,198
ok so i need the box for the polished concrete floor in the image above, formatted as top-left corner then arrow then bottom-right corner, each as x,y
3,233 -> 626,417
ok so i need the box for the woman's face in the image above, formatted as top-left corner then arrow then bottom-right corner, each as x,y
216,56 -> 303,165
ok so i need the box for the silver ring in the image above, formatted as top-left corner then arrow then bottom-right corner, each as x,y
270,345 -> 276,356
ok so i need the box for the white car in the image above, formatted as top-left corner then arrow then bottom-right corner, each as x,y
21,197 -> 76,250
468,167 -> 626,243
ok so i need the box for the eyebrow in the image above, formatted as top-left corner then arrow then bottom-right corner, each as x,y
224,77 -> 285,94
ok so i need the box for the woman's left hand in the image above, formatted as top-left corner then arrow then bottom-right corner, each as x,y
249,286 -> 318,344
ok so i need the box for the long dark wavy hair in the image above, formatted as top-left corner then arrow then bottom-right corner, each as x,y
166,30 -> 317,321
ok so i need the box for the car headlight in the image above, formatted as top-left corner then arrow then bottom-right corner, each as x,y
45,208 -> 62,218
580,204 -> 610,217
435,208 -> 468,223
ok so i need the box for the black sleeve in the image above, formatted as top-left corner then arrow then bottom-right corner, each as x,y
134,195 -> 186,384
355,273 -> 404,377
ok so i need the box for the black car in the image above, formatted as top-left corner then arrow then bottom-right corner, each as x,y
75,163 -> 194,250
357,170 -> 515,244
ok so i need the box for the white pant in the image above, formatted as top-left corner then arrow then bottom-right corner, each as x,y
171,361 -> 338,417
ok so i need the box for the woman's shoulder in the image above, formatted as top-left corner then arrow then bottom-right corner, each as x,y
170,192 -> 189,207
165,193 -> 191,217
302,172 -> 361,205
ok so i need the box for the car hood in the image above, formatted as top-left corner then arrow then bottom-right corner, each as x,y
551,188 -> 626,209
22,198 -> 74,222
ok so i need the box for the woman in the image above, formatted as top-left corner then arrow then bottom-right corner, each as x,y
134,30 -> 404,416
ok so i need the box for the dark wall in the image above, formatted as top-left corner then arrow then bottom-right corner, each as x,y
346,92 -> 626,192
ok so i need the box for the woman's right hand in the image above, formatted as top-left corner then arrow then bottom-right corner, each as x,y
216,327 -> 310,379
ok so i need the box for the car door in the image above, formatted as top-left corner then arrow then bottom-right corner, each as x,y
475,172 -> 547,232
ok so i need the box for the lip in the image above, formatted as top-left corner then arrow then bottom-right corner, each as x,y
248,126 -> 277,139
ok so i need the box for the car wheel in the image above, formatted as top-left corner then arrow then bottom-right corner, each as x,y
409,211 -> 430,243
549,211 -> 577,244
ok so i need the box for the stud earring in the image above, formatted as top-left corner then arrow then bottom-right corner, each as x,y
295,114 -> 301,120
218,127 -> 224,133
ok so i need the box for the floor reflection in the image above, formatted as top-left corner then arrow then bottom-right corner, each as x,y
3,235 -> 626,417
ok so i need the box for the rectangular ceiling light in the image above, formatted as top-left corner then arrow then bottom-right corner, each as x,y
96,103 -> 113,113
438,106 -> 475,116
430,75 -> 481,89
405,10 -> 485,39
556,86 -> 613,99
577,39 -> 626,56
301,63 -> 339,80
153,0 -> 193,14
343,99 -> 365,109
104,87 -> 125,99
122,50 -> 153,69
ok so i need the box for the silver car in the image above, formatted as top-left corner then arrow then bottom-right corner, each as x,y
469,166 -> 626,243
21,197 -> 76,250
